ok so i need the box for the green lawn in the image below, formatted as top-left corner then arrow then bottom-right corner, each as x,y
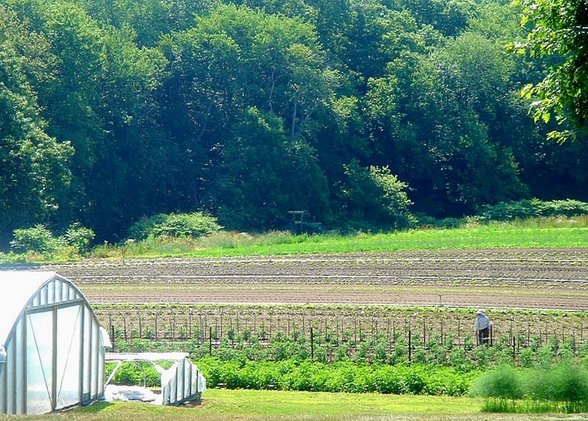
211,226 -> 588,256
10,389 -> 569,420
113,223 -> 588,259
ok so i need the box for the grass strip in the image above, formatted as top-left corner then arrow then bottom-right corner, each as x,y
33,389 -> 487,420
128,226 -> 588,258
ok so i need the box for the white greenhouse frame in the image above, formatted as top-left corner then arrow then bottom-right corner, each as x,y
0,271 -> 106,415
105,352 -> 206,405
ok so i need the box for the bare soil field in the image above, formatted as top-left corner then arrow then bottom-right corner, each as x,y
32,248 -> 588,311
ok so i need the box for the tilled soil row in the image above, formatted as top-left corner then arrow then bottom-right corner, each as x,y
28,248 -> 588,311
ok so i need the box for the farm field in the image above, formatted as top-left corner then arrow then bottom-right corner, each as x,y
19,247 -> 587,349
6,245 -> 588,417
34,248 -> 588,311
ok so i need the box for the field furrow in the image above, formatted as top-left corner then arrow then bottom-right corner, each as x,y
24,247 -> 587,311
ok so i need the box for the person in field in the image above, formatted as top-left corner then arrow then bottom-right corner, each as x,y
474,309 -> 491,345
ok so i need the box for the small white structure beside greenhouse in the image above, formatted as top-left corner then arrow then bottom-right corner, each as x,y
0,271 -> 106,415
104,352 -> 206,405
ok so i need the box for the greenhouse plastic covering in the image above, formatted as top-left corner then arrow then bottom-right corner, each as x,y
0,271 -> 105,415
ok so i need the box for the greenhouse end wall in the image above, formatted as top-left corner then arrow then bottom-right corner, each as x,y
0,272 -> 105,415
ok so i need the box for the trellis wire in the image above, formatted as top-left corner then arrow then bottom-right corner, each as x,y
98,307 -> 588,362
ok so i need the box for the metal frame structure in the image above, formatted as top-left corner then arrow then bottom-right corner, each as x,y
0,272 -> 105,415
105,352 -> 206,405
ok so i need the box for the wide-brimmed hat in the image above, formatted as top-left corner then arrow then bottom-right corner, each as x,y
476,309 -> 484,315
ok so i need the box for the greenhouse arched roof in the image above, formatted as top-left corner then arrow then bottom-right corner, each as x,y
0,270 -> 106,415
0,271 -> 65,345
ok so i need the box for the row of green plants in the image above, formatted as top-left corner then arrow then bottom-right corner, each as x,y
2,199 -> 588,261
105,358 -> 475,397
100,303 -> 583,315
111,328 -> 588,373
199,358 -> 475,396
105,352 -> 588,413
98,303 -> 588,342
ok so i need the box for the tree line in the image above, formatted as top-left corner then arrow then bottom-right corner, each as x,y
1,0 -> 587,245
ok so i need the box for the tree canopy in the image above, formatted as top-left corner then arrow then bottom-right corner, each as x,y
517,0 -> 588,142
0,0 -> 586,245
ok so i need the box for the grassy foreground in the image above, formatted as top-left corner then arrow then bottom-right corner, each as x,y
13,389 -> 564,420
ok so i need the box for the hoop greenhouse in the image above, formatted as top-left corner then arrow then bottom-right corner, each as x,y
0,271 -> 107,415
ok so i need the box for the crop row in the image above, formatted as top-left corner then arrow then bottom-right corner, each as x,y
94,304 -> 588,355
36,248 -> 588,280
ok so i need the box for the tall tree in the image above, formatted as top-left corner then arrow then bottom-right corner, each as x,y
516,0 -> 588,141
214,107 -> 328,230
74,0 -> 216,47
0,5 -> 73,242
374,31 -> 528,216
8,0 -> 169,239
159,4 -> 334,228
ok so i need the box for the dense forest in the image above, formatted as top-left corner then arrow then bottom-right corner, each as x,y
1,0 -> 587,245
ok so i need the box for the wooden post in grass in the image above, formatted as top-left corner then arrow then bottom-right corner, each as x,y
440,319 -> 444,346
172,314 -> 176,341
422,318 -> 426,347
220,310 -> 224,339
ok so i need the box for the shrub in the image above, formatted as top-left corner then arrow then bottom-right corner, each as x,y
335,161 -> 414,231
545,363 -> 588,413
473,365 -> 524,400
10,225 -> 63,254
128,212 -> 222,240
63,223 -> 95,255
478,199 -> 540,222
478,199 -> 588,222
473,363 -> 588,414
10,223 -> 95,257
128,214 -> 168,240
